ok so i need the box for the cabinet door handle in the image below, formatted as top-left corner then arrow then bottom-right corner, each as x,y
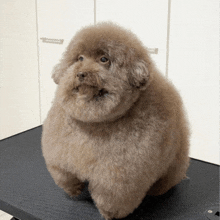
147,48 -> 158,54
40,38 -> 64,44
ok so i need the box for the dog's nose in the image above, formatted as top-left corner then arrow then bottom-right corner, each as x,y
77,72 -> 87,81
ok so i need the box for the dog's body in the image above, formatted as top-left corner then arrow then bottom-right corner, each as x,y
42,23 -> 190,220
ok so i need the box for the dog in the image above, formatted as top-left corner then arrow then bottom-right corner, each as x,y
42,22 -> 190,220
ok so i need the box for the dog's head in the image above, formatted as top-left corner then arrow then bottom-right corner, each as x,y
53,22 -> 152,122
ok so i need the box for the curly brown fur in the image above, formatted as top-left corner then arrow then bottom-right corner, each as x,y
42,22 -> 190,220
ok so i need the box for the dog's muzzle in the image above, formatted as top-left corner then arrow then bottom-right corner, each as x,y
77,72 -> 87,82
72,75 -> 108,101
74,71 -> 109,100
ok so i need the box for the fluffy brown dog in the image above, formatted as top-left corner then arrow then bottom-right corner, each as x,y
42,22 -> 190,220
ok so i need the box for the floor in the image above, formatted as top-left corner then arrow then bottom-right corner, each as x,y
0,211 -> 12,220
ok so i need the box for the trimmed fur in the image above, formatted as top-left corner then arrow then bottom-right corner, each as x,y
42,22 -> 190,220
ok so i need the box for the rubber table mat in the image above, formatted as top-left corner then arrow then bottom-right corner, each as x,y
0,126 -> 219,220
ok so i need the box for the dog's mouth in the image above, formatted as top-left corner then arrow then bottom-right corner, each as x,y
73,84 -> 109,101
96,88 -> 109,97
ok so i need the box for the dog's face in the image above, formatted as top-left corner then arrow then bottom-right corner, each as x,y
53,23 -> 151,123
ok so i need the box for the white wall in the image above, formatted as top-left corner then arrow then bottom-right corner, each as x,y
0,0 -> 219,165
0,0 -> 40,139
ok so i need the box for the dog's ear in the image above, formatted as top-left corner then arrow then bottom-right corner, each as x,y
129,60 -> 150,90
51,41 -> 78,84
51,63 -> 64,84
51,56 -> 71,84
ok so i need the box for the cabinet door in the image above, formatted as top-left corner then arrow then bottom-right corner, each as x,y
0,0 -> 40,140
37,0 -> 94,122
96,0 -> 169,75
97,0 -> 219,164
169,0 -> 219,164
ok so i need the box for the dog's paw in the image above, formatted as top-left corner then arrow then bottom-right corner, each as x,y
99,208 -> 114,220
98,204 -> 131,220
63,182 -> 85,198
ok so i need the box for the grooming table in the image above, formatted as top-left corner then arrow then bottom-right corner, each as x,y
0,126 -> 219,220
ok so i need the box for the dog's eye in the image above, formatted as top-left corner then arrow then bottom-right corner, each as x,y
78,56 -> 84,61
100,57 -> 109,63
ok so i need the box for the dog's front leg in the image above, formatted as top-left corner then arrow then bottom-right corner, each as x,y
47,165 -> 84,198
89,177 -> 149,220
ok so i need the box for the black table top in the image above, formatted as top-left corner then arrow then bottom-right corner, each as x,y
0,126 -> 219,220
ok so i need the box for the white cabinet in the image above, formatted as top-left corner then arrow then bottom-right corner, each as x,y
168,0 -> 219,164
96,0 -> 169,75
37,0 -> 94,122
0,0 -> 40,139
1,0 -> 218,165
0,0 -> 94,139
96,0 -> 219,164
